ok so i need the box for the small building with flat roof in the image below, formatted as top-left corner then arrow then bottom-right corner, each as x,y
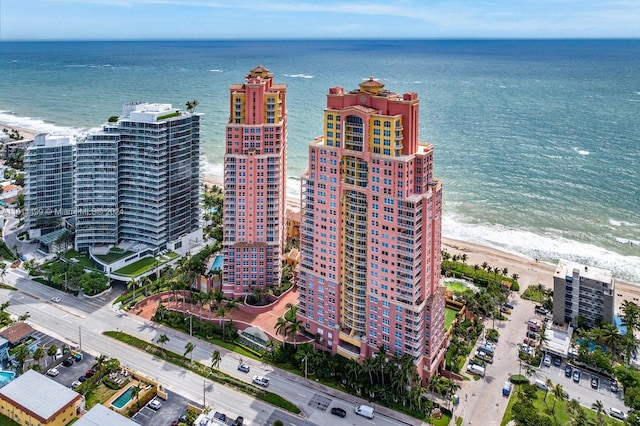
74,403 -> 138,426
0,369 -> 84,425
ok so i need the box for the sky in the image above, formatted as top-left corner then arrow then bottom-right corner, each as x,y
1,0 -> 639,41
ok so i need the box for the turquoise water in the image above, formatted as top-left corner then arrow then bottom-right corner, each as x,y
211,255 -> 223,271
111,385 -> 134,409
0,371 -> 15,387
0,40 -> 638,281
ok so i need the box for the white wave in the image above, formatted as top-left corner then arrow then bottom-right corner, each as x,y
616,238 -> 640,247
0,111 -> 85,136
572,147 -> 590,156
442,214 -> 640,283
609,219 -> 638,227
209,69 -> 223,73
284,74 -> 313,79
634,91 -> 640,95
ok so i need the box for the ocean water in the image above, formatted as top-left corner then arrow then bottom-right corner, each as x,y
0,40 -> 639,282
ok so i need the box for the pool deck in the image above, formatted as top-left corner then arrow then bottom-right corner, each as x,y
104,378 -> 153,413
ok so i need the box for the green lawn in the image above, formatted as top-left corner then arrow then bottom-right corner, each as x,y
501,386 -> 624,426
93,250 -> 134,264
445,307 -> 459,330
62,249 -> 96,269
165,251 -> 179,259
112,256 -> 157,277
445,281 -> 472,294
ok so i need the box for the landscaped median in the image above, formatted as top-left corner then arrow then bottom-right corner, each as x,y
103,331 -> 301,415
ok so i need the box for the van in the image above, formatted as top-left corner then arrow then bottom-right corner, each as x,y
467,364 -> 485,377
355,405 -> 375,419
609,407 -> 626,420
535,379 -> 549,391
479,344 -> 495,355
502,382 -> 513,396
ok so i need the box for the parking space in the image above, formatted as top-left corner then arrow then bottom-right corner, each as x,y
132,389 -> 191,426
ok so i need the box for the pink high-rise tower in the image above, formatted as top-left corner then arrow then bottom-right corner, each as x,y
222,66 -> 287,298
297,78 -> 446,382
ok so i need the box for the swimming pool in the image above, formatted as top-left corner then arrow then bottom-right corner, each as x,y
0,371 -> 15,387
111,385 -> 135,409
211,255 -> 223,271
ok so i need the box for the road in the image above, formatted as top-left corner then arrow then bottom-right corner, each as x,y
456,295 -> 626,425
0,266 -> 417,426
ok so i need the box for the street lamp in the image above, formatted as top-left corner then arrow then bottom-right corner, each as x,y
186,310 -> 192,336
302,356 -> 308,380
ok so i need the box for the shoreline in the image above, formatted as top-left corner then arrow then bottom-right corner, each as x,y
3,123 -> 639,304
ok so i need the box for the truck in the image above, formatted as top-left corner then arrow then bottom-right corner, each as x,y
355,405 -> 375,419
467,364 -> 485,377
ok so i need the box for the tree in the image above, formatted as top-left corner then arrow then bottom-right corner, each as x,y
15,345 -> 30,373
210,350 -> 221,372
131,385 -> 140,402
186,99 -> 199,113
32,346 -> 45,368
157,334 -> 169,357
551,384 -> 566,415
591,400 -> 605,425
47,344 -> 58,363
95,354 -> 107,369
127,278 -> 139,305
275,317 -> 288,339
544,378 -> 553,401
286,319 -> 304,346
184,341 -> 196,362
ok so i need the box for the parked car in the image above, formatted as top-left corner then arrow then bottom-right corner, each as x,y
85,368 -> 96,378
470,358 -> 486,367
591,377 -> 599,389
504,302 -> 515,310
500,307 -> 512,314
535,379 -> 549,391
565,365 -> 573,377
611,381 -> 620,393
62,357 -> 74,367
148,399 -> 162,410
237,363 -> 250,373
330,407 -> 347,418
252,375 -> 269,387
213,412 -> 226,422
502,382 -> 513,396
535,306 -> 548,315
543,355 -> 552,367
573,369 -> 581,383
527,331 -> 540,340
609,407 -> 626,420
71,380 -> 82,389
51,296 -> 61,303
553,357 -> 562,367
46,368 -> 59,377
231,416 -> 244,426
78,375 -> 88,382
475,352 -> 493,364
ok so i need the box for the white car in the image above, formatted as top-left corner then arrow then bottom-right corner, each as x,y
46,368 -> 59,377
51,296 -> 61,303
543,355 -> 552,367
252,375 -> 269,387
148,399 -> 162,410
71,380 -> 82,389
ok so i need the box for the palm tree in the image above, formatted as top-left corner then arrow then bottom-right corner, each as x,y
32,346 -> 45,368
210,350 -> 221,372
95,354 -> 107,369
225,299 -> 239,320
184,342 -> 196,363
566,398 -> 580,416
157,334 -> 169,357
511,273 -> 519,282
47,344 -> 58,363
551,384 -> 566,415
571,407 -> 588,426
600,322 -> 620,354
286,319 -> 304,346
442,378 -> 461,408
544,378 -> 553,402
591,400 -> 605,425
15,346 -> 30,373
621,300 -> 640,332
127,278 -> 139,305
275,317 -> 288,339
131,385 -> 140,402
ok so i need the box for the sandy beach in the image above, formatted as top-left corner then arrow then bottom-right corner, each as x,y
3,123 -> 638,311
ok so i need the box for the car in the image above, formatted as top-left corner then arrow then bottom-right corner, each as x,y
573,369 -> 581,383
500,307 -> 512,314
170,422 -> 179,426
469,358 -> 486,367
78,375 -> 88,382
46,368 -> 59,377
609,407 -> 626,420
330,407 -> 347,418
535,306 -> 548,315
85,368 -> 96,378
611,381 -> 620,393
237,363 -> 250,373
553,357 -> 562,367
213,412 -> 226,422
504,302 -> 515,310
565,365 -> 573,377
62,357 -> 74,367
231,416 -> 244,426
591,377 -> 599,389
71,380 -> 82,389
543,355 -> 552,367
51,296 -> 61,303
527,331 -> 540,340
178,414 -> 188,423
148,399 -> 162,410
252,375 -> 269,387
475,352 -> 493,364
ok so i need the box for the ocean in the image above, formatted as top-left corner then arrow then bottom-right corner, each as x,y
0,39 -> 638,282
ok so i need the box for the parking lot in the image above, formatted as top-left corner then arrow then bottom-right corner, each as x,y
132,389 -> 191,426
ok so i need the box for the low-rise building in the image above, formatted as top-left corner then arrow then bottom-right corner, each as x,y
74,404 -> 138,426
0,369 -> 84,425
552,259 -> 615,328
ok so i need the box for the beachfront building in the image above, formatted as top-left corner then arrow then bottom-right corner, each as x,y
75,102 -> 202,257
297,78 -> 446,382
552,259 -> 615,328
222,66 -> 287,298
24,133 -> 75,237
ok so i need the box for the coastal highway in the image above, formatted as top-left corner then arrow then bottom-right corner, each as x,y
0,268 -> 415,426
